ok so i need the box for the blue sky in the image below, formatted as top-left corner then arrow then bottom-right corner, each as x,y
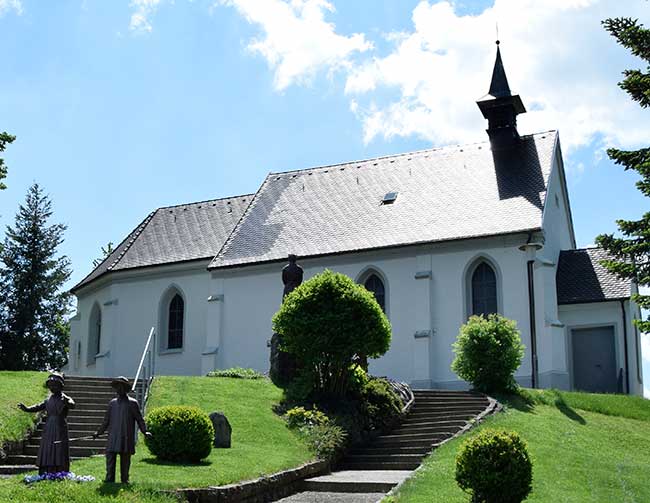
0,0 -> 649,388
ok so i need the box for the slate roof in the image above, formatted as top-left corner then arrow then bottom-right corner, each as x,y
556,247 -> 632,305
209,131 -> 558,270
72,195 -> 253,292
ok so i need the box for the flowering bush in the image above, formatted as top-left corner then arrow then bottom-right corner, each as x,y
285,406 -> 330,428
24,471 -> 95,484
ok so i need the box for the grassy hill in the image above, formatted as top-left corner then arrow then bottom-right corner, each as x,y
386,389 -> 650,502
0,374 -> 313,503
0,371 -> 48,447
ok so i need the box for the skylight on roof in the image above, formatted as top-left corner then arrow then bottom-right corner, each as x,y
382,192 -> 398,205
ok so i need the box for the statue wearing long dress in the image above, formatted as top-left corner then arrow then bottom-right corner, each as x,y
18,372 -> 75,474
94,376 -> 151,484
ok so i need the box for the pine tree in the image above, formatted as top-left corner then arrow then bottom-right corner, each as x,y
0,183 -> 72,370
596,16 -> 650,331
0,132 -> 16,190
92,241 -> 114,268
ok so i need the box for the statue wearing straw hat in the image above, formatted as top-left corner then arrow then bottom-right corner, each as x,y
17,372 -> 75,475
93,376 -> 151,484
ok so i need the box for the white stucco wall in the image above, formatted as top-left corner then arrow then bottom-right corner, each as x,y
559,300 -> 643,396
69,261 -> 212,378
210,232 -> 539,389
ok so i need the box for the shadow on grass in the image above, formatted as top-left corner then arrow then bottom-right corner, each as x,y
497,389 -> 586,425
141,457 -> 212,467
97,481 -> 130,496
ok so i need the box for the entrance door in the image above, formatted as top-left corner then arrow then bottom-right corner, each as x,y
571,326 -> 617,393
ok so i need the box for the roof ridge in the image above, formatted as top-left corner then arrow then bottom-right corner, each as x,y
157,193 -> 255,211
269,130 -> 557,176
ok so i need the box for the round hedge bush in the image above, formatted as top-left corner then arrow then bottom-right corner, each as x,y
451,314 -> 524,393
455,429 -> 532,503
273,270 -> 391,397
144,406 -> 214,462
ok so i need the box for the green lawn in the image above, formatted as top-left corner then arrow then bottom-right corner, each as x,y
0,375 -> 312,503
386,390 -> 650,502
0,371 -> 48,446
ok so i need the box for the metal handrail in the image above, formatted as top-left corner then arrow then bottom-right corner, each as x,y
132,327 -> 156,411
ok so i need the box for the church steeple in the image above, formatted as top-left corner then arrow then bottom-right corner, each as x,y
477,41 -> 526,150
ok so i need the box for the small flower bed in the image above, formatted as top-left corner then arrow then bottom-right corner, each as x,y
207,367 -> 265,379
24,471 -> 95,484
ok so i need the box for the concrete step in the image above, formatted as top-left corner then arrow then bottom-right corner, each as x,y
351,445 -> 432,456
73,402 -> 111,412
4,454 -> 85,465
392,424 -> 466,436
29,437 -> 107,448
375,431 -> 456,443
411,399 -> 487,407
401,412 -> 476,423
345,453 -> 424,464
370,437 -> 443,448
339,461 -> 420,471
301,470 -> 411,493
68,391 -> 115,400
0,464 -> 37,475
407,406 -> 485,416
67,409 -> 106,418
24,444 -> 104,457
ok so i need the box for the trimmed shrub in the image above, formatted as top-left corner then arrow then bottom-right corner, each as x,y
145,406 -> 214,462
285,406 -> 330,428
207,367 -> 265,379
272,270 -> 391,397
451,314 -> 524,393
303,423 -> 347,462
359,378 -> 402,431
455,429 -> 533,503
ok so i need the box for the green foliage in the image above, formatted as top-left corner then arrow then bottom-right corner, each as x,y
285,406 -> 330,428
92,241 -> 114,268
359,377 -> 402,431
272,269 -> 391,397
0,132 -> 15,191
145,405 -> 214,463
596,16 -> 650,330
451,314 -> 524,393
207,367 -> 265,379
455,429 -> 532,503
0,371 -> 48,450
0,183 -> 72,370
302,423 -> 347,462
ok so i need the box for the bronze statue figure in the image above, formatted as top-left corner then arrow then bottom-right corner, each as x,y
282,254 -> 303,298
93,376 -> 151,484
18,372 -> 75,474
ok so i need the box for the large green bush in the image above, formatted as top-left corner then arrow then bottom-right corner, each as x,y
451,314 -> 524,393
145,406 -> 214,462
272,270 -> 391,397
455,429 -> 533,503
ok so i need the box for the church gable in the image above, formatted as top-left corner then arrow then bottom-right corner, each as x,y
209,131 -> 557,270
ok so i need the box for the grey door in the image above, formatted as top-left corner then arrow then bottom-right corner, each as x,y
571,326 -> 617,393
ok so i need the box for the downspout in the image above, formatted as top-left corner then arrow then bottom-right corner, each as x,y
620,299 -> 630,394
527,259 -> 538,389
520,232 -> 543,389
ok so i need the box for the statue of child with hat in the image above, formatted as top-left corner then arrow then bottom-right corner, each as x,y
17,372 -> 75,474
93,376 -> 151,484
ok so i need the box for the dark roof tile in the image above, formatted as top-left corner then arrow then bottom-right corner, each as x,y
556,247 -> 631,304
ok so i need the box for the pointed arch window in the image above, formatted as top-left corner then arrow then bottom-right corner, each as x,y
364,273 -> 386,313
88,303 -> 102,364
471,262 -> 498,316
168,294 -> 184,350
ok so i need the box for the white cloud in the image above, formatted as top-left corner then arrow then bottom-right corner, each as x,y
0,0 -> 22,17
345,0 -> 650,150
129,0 -> 162,33
217,0 -> 372,91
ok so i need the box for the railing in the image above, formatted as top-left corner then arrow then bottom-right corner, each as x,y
132,327 -> 156,411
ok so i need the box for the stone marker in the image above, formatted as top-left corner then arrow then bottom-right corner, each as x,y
209,412 -> 232,448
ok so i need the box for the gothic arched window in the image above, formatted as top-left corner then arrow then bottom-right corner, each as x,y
88,302 -> 101,363
167,293 -> 184,350
364,273 -> 386,313
471,261 -> 498,316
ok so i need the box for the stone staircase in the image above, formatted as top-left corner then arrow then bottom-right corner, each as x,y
1,376 -> 141,475
286,389 -> 495,500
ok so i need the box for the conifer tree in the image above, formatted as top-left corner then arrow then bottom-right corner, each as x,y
0,183 -> 72,370
0,132 -> 16,190
596,16 -> 650,331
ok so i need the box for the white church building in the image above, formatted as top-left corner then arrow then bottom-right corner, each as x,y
67,46 -> 644,396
